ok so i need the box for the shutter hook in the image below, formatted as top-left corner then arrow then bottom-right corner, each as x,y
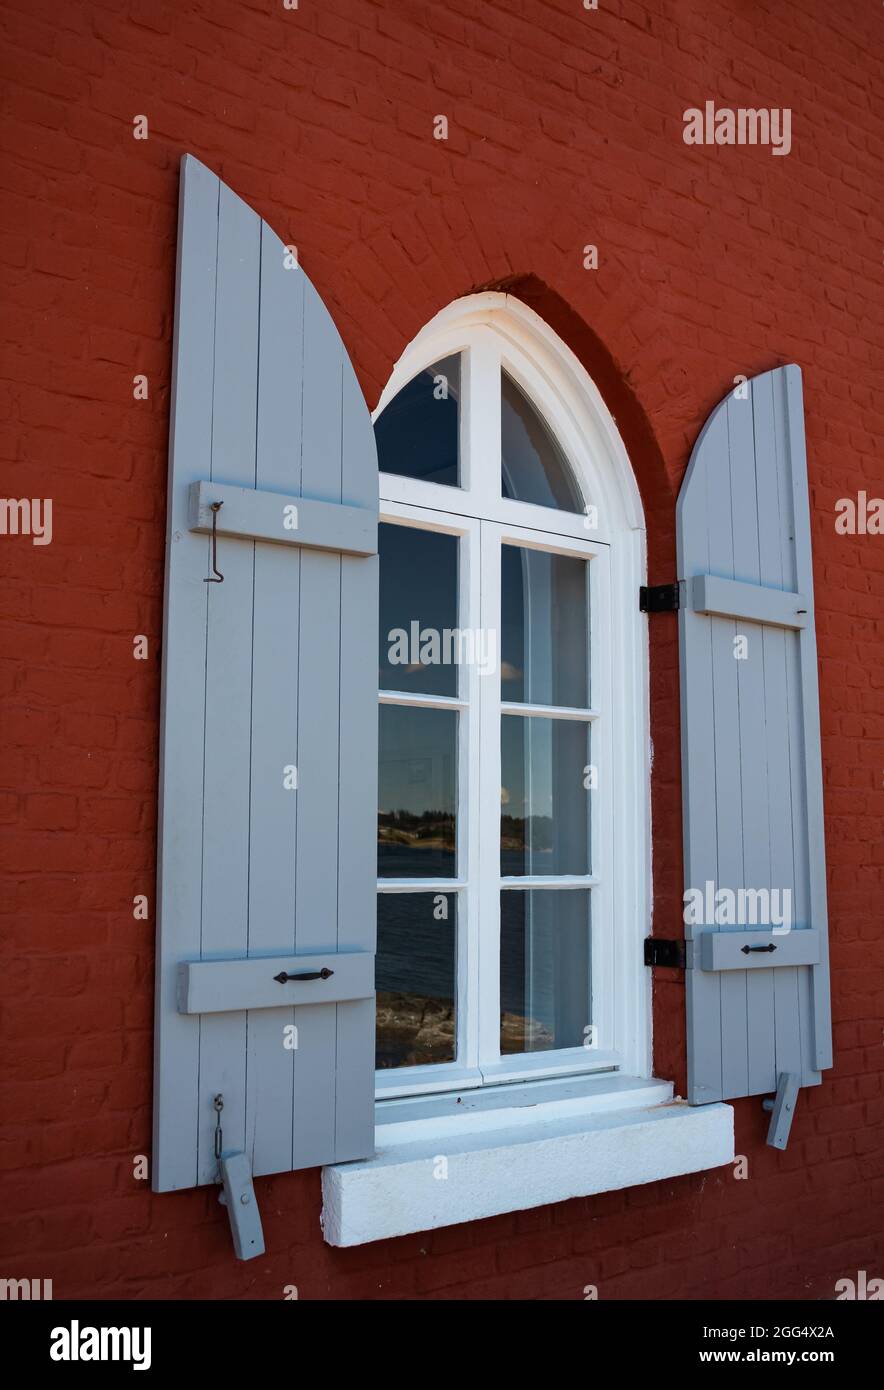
204,501 -> 224,583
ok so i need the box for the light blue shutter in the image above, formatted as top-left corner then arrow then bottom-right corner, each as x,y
153,156 -> 378,1207
677,366 -> 832,1133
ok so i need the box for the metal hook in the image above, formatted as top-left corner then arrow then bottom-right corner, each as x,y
204,501 -> 224,583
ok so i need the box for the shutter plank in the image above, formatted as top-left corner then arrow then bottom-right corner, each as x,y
678,406 -> 725,1103
335,359 -> 379,1160
292,281 -> 346,1167
153,156 -> 218,1191
728,392 -> 775,1098
245,221 -> 305,1176
754,373 -> 803,1088
706,405 -> 748,1101
197,182 -> 260,1183
784,367 -> 832,1071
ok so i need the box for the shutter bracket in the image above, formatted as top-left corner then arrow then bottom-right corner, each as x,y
218,1149 -> 266,1261
644,937 -> 687,969
639,582 -> 680,613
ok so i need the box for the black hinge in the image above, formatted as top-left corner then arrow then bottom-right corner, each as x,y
639,583 -> 680,613
644,936 -> 686,969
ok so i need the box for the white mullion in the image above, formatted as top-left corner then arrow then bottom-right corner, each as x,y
377,879 -> 467,893
379,477 -> 614,544
466,330 -> 501,516
477,520 -> 503,1070
458,513 -> 482,1072
379,690 -> 466,711
499,875 -> 600,890
500,701 -> 598,721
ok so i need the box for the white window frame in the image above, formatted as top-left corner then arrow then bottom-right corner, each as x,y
373,293 -> 651,1100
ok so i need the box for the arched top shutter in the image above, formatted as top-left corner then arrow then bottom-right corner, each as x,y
153,155 -> 378,1251
677,365 -> 831,1145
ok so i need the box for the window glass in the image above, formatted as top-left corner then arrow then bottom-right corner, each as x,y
379,523 -> 458,697
501,715 -> 591,876
501,370 -> 582,510
501,544 -> 590,706
500,890 -> 591,1053
375,354 -> 461,486
376,893 -> 456,1068
378,704 -> 457,878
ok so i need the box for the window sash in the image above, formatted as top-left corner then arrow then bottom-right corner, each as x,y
376,504 -> 617,1094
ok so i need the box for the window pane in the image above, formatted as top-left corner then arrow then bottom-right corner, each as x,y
376,892 -> 456,1068
378,704 -> 457,877
501,370 -> 582,511
501,544 -> 589,707
374,354 -> 461,486
500,890 -> 591,1053
501,715 -> 590,876
378,524 -> 458,697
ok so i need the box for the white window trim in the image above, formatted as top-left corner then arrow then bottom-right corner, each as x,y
373,292 -> 651,1096
320,294 -> 732,1248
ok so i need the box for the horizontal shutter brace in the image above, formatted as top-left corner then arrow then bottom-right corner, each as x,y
640,575 -> 809,628
189,479 -> 378,557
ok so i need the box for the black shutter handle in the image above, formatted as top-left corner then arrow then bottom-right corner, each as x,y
741,943 -> 777,954
273,967 -> 335,983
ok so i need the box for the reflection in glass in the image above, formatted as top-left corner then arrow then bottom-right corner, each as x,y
501,544 -> 589,706
378,704 -> 457,877
501,370 -> 582,511
374,354 -> 461,486
501,716 -> 590,876
376,893 -> 456,1068
379,524 -> 458,697
500,890 -> 591,1053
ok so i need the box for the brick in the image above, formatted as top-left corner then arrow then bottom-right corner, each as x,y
0,0 -> 879,1307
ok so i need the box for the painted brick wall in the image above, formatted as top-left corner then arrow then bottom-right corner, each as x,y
1,0 -> 882,1299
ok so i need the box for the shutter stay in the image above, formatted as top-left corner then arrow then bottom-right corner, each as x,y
762,1072 -> 801,1150
218,1149 -> 265,1260
189,480 -> 378,556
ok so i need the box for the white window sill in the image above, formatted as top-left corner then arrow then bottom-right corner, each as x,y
321,1075 -> 734,1247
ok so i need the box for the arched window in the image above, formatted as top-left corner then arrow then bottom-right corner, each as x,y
373,294 -> 649,1097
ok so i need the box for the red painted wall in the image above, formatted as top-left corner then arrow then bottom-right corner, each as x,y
1,0 -> 882,1299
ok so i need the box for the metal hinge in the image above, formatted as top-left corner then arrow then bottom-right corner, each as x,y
644,936 -> 687,969
639,583 -> 681,613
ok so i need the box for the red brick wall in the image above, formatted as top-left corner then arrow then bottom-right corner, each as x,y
1,0 -> 882,1299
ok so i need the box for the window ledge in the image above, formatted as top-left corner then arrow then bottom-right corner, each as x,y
321,1080 -> 734,1247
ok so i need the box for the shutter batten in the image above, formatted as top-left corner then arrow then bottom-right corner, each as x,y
154,156 -> 378,1224
677,365 -> 832,1134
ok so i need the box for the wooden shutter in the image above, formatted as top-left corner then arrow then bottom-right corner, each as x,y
677,366 -> 832,1132
153,156 -> 378,1217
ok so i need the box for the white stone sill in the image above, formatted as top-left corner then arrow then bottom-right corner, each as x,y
321,1076 -> 734,1247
